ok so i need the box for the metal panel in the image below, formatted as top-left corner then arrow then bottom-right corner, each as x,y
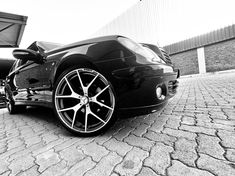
164,24 -> 235,55
0,12 -> 27,48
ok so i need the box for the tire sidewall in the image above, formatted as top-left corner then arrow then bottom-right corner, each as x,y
52,67 -> 117,136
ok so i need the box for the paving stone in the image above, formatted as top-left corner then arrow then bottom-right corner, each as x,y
168,160 -> 214,176
197,134 -> 225,160
103,138 -> 132,156
210,113 -> 228,120
65,157 -> 96,176
0,145 -> 25,160
213,119 -> 235,126
165,117 -> 181,129
162,127 -> 196,140
85,152 -> 122,176
114,126 -> 135,141
54,138 -> 81,152
225,148 -> 235,162
195,114 -> 211,122
124,134 -> 154,151
7,138 -> 24,150
81,142 -> 109,162
0,146 -> 7,155
137,167 -> 160,176
8,155 -> 35,175
144,131 -> 177,146
124,118 -> 141,128
179,124 -> 216,136
20,127 -> 34,137
181,116 -> 195,125
131,123 -> 149,137
94,134 -> 112,145
197,121 -> 235,131
217,130 -> 235,148
197,153 -> 235,176
144,143 -> 173,175
142,113 -> 158,125
17,166 -> 40,176
115,147 -> 148,176
24,136 -> 42,147
1,71 -> 235,176
32,139 -> 65,156
148,115 -> 168,132
172,138 -> 197,167
40,160 -> 68,176
0,160 -> 9,174
35,149 -> 60,172
59,146 -> 85,166
8,143 -> 44,162
41,133 -> 59,144
0,171 -> 10,176
74,137 -> 94,146
226,110 -> 235,120
110,119 -> 126,132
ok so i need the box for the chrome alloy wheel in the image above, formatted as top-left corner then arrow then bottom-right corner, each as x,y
54,68 -> 115,134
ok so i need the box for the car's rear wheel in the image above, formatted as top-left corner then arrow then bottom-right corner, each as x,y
6,92 -> 26,114
53,68 -> 116,136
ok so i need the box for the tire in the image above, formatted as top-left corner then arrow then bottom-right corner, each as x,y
6,92 -> 26,114
53,67 -> 117,136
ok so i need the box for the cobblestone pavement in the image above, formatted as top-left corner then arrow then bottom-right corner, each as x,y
0,72 -> 235,176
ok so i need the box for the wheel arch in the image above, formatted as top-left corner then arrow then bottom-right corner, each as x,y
53,54 -> 99,85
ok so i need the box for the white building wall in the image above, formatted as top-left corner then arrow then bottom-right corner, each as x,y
92,0 -> 235,47
92,0 -> 168,46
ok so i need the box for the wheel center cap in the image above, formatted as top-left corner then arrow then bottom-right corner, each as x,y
81,96 -> 89,105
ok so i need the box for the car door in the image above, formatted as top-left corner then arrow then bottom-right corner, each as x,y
14,59 -> 44,102
15,58 -> 55,104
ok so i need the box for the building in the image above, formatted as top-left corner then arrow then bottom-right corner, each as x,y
164,25 -> 235,75
92,0 -> 235,75
0,11 -> 27,79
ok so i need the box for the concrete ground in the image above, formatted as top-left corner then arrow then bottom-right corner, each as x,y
0,72 -> 235,176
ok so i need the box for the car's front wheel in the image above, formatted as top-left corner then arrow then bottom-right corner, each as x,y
53,67 -> 116,136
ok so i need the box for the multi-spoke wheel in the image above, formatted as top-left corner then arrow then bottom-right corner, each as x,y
53,68 -> 116,136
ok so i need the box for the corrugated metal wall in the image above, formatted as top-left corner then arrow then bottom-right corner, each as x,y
92,0 -> 172,46
164,24 -> 235,55
92,0 -> 235,48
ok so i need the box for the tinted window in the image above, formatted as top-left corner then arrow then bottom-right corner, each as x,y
37,41 -> 62,51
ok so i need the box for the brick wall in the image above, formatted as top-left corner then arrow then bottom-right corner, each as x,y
170,49 -> 199,75
204,39 -> 235,72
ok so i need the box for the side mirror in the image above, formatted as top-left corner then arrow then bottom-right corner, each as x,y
12,49 -> 44,64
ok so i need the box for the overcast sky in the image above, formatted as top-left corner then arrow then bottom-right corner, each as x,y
1,0 -> 235,58
0,0 -> 137,58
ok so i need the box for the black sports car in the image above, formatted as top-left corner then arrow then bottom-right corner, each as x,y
5,35 -> 179,136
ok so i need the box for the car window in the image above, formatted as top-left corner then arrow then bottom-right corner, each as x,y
9,61 -> 17,72
19,59 -> 28,66
13,59 -> 27,70
26,60 -> 33,65
10,60 -> 22,72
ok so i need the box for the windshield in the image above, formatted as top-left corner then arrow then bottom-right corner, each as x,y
37,41 -> 63,51
27,41 -> 63,52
